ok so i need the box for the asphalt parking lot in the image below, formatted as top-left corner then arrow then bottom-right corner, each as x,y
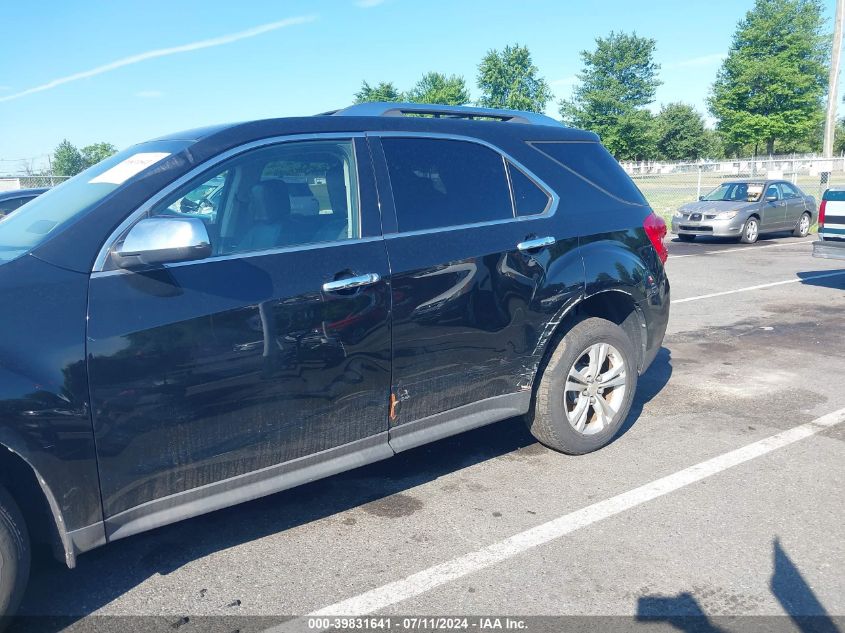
13,232 -> 845,632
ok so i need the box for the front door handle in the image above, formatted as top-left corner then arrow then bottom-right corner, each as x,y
517,236 -> 556,252
322,273 -> 381,293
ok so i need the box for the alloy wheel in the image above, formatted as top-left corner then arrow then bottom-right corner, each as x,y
745,219 -> 758,242
563,342 -> 628,435
799,214 -> 810,236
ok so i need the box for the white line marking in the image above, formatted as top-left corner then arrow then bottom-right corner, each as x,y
671,270 -> 845,304
668,240 -> 813,259
272,408 -> 845,628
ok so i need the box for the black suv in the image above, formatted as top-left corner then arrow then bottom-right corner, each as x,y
0,103 -> 669,615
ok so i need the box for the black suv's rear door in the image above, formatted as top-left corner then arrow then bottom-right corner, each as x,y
368,134 -> 582,451
87,136 -> 393,536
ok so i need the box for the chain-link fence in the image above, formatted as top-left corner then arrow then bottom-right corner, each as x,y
0,175 -> 70,191
623,156 -> 845,222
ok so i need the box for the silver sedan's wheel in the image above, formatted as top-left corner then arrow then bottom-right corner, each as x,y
564,343 -> 628,435
740,217 -> 759,244
794,212 -> 811,238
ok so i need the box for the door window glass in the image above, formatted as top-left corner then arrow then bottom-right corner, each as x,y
508,162 -> 552,216
530,141 -> 648,206
779,183 -> 799,199
765,184 -> 780,200
381,138 -> 513,232
147,140 -> 359,257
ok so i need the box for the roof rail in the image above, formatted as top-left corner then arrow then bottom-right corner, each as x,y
321,102 -> 563,127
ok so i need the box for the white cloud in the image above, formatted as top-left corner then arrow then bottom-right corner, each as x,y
0,15 -> 317,104
551,75 -> 578,88
664,53 -> 727,70
356,0 -> 387,7
135,90 -> 163,98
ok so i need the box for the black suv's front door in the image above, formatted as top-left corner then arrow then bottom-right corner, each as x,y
87,137 -> 392,536
369,135 -> 581,451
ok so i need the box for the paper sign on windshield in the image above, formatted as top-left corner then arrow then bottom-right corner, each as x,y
747,184 -> 764,201
89,152 -> 171,185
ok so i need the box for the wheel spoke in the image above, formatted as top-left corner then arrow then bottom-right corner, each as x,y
600,372 -> 626,389
565,380 -> 588,393
569,368 -> 590,384
599,362 -> 624,385
596,343 -> 609,372
594,393 -> 615,426
570,396 -> 590,432
586,346 -> 598,377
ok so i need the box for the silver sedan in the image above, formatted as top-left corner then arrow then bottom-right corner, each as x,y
671,180 -> 816,243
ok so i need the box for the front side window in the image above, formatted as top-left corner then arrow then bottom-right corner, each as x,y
145,139 -> 359,258
381,138 -> 514,232
765,184 -> 780,200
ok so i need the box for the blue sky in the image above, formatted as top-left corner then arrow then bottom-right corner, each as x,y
0,0 -> 839,171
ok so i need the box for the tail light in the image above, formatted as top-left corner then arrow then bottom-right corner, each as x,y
819,199 -> 826,226
644,213 -> 668,263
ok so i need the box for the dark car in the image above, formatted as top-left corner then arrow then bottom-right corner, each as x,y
671,179 -> 816,243
0,188 -> 48,218
0,103 -> 669,615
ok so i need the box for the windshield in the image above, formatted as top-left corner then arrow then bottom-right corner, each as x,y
0,140 -> 190,264
702,182 -> 764,203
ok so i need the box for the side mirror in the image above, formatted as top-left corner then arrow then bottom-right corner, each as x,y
114,217 -> 211,269
698,195 -> 705,201
765,195 -> 778,203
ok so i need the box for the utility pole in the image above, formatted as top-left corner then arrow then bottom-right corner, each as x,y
822,0 -> 845,190
824,0 -> 845,157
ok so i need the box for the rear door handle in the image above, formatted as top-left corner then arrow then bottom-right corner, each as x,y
517,236 -> 556,252
322,273 -> 381,293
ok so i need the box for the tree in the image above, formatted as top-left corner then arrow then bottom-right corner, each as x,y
560,31 -> 662,160
655,103 -> 708,160
81,142 -> 117,168
354,81 -> 403,104
52,140 -> 85,177
406,72 -> 470,105
709,0 -> 828,156
477,44 -> 552,113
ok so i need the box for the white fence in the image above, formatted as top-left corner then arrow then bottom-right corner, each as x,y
622,155 -> 845,220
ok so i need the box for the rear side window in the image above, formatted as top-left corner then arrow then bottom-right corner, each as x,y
0,196 -> 32,215
381,138 -> 514,232
508,163 -> 552,216
778,182 -> 800,199
530,141 -> 647,206
823,189 -> 845,201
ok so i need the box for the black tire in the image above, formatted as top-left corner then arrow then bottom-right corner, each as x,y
739,216 -> 760,244
678,234 -> 696,242
0,486 -> 29,621
793,212 -> 811,238
525,317 -> 638,455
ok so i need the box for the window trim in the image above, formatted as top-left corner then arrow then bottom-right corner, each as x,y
92,132 -> 366,273
527,139 -> 648,208
368,132 -> 559,238
506,161 -> 554,217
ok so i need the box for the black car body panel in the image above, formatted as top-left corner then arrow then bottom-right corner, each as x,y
0,110 -> 669,567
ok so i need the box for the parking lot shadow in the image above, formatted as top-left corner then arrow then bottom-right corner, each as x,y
635,538 -> 841,633
797,269 -> 845,290
615,346 -> 672,441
